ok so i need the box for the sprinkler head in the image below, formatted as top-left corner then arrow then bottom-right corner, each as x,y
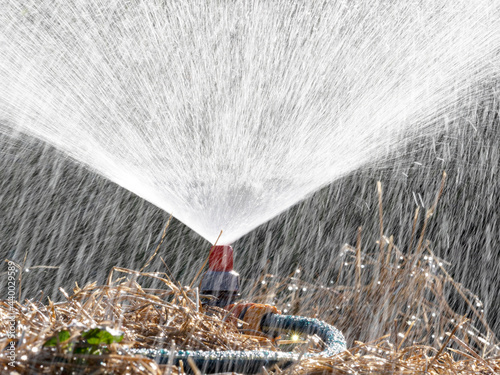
200,245 -> 240,307
208,245 -> 234,271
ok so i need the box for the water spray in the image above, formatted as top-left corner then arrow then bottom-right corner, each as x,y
132,246 -> 346,373
3,1 -> 498,371
2,1 -> 499,245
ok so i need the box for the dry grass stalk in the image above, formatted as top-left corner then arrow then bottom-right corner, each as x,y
140,215 -> 173,272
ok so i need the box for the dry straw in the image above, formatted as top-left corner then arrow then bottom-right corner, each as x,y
1,175 -> 499,374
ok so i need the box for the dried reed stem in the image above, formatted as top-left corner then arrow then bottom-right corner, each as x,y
140,214 -> 173,272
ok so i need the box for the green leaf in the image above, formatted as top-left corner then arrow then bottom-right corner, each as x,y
43,330 -> 71,347
81,327 -> 124,345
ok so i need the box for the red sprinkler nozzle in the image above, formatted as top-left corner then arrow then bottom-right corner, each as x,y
200,245 -> 240,307
208,245 -> 234,271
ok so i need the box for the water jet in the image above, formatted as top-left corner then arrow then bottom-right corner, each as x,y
1,1 -> 499,245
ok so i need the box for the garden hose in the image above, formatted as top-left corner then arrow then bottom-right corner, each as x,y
133,313 -> 346,374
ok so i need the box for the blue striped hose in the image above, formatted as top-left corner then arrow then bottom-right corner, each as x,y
132,314 -> 346,373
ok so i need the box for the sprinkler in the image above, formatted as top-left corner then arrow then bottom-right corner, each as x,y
199,245 -> 240,307
133,245 -> 346,373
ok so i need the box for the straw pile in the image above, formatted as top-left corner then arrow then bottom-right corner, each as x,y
2,176 -> 499,374
0,266 -> 273,374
